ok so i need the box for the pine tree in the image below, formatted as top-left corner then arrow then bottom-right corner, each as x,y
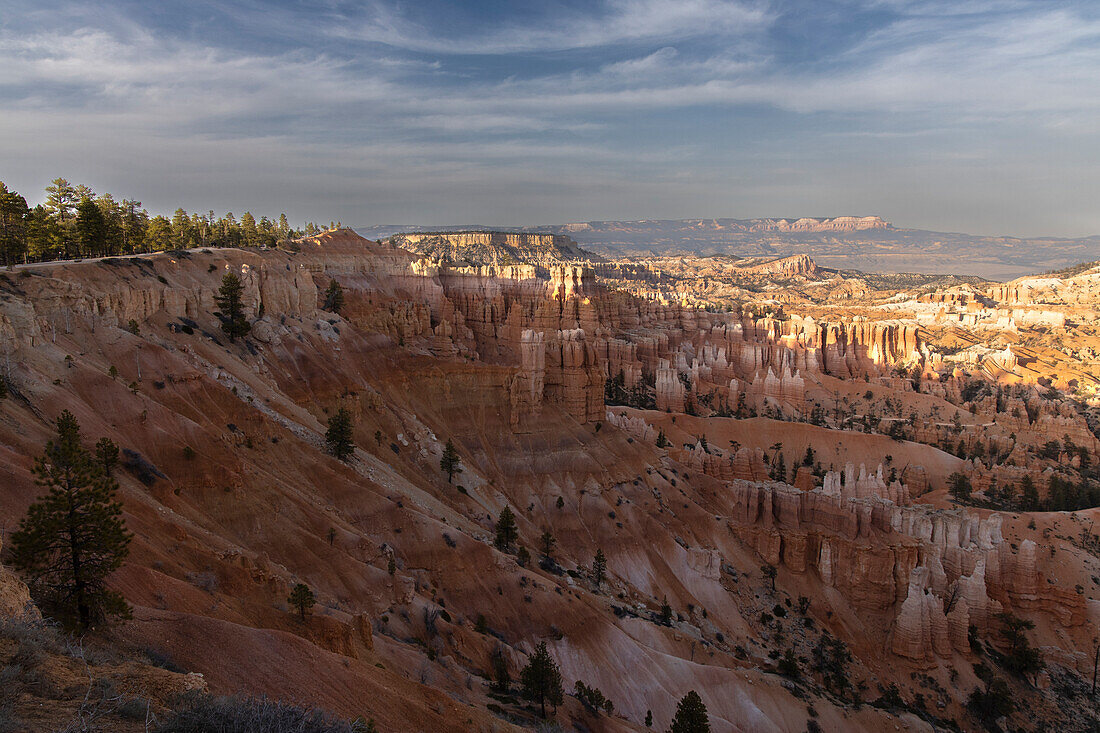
325,408 -> 355,461
539,530 -> 555,560
656,429 -> 669,448
288,583 -> 315,621
494,506 -> 518,551
214,272 -> 251,341
94,437 -> 119,477
948,471 -> 972,503
1020,475 -> 1040,511
239,212 -> 258,246
591,548 -> 607,588
0,182 -> 29,267
145,215 -> 172,250
520,641 -> 563,718
771,453 -> 787,482
322,279 -> 345,314
995,611 -> 1041,676
669,690 -> 710,733
516,546 -> 531,567
440,439 -> 462,483
10,411 -> 132,629
75,196 -> 107,258
171,208 -> 191,248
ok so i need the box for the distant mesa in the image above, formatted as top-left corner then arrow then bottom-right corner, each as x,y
560,216 -> 891,234
389,230 -> 594,269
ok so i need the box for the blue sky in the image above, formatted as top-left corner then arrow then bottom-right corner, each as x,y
1,0 -> 1098,236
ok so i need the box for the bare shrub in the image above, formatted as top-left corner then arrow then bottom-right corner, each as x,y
155,693 -> 365,733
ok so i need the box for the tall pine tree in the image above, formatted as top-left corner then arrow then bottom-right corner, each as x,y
322,279 -> 345,314
10,412 -> 132,629
214,272 -> 251,341
494,506 -> 518,551
75,197 -> 107,258
0,182 -> 29,267
520,642 -> 563,718
325,408 -> 355,461
440,439 -> 462,483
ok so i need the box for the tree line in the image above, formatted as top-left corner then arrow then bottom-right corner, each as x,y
0,177 -> 336,266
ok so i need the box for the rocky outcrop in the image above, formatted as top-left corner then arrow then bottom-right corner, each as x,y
391,231 -> 589,269
656,359 -> 686,412
821,464 -> 910,505
737,254 -> 818,277
892,567 -> 951,661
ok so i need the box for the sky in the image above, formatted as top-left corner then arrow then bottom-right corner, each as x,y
1,0 -> 1099,237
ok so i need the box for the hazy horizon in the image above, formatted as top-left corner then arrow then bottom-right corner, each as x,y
3,0 -> 1100,239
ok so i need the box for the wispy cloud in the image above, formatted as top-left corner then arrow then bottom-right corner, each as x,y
334,0 -> 770,54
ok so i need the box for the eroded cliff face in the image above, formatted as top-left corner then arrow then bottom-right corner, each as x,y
391,231 -> 590,269
0,230 -> 1095,732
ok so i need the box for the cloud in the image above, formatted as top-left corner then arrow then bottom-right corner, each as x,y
1,0 -> 1099,236
334,0 -> 770,54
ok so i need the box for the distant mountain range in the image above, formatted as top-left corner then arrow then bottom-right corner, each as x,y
354,217 -> 1100,280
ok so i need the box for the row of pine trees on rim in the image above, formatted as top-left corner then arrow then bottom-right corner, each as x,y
0,178 -> 340,266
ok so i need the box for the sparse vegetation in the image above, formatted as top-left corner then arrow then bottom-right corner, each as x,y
156,693 -> 366,733
573,680 -> 613,714
325,408 -> 355,461
967,676 -> 1014,730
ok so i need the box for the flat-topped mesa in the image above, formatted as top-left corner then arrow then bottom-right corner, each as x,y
753,216 -> 890,233
389,231 -> 590,270
555,215 -> 890,234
